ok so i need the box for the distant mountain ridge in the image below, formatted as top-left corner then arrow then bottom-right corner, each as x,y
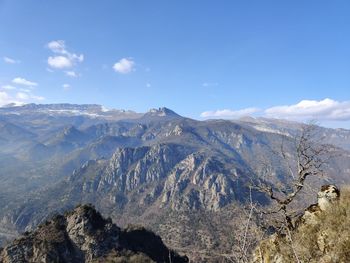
0,103 -> 350,262
0,103 -> 181,119
0,103 -> 142,121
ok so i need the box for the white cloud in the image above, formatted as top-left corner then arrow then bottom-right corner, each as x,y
62,84 -> 71,91
146,83 -> 151,88
12,77 -> 38,87
201,98 -> 350,123
19,88 -> 31,93
74,54 -> 84,63
0,91 -> 12,106
0,88 -> 44,107
3,56 -> 20,64
30,94 -> 45,101
16,92 -> 29,100
65,71 -> 78,77
47,40 -> 66,54
47,40 -> 84,70
1,85 -> 16,90
201,107 -> 260,119
47,41 -> 84,62
202,82 -> 219,87
113,58 -> 134,74
48,56 -> 72,69
265,98 -> 350,121
16,92 -> 44,101
0,91 -> 23,106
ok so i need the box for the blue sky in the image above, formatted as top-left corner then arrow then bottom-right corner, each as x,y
1,1 -> 350,127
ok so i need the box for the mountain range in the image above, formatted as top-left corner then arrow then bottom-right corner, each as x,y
0,103 -> 350,262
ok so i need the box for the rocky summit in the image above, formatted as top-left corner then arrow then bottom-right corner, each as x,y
0,204 -> 188,263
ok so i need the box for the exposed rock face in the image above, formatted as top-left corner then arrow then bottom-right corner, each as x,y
317,184 -> 340,210
100,144 -> 187,193
302,184 -> 340,225
161,153 -> 236,210
63,143 -> 242,213
0,204 -> 188,263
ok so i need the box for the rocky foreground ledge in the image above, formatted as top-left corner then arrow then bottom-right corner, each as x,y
0,204 -> 188,263
253,185 -> 350,263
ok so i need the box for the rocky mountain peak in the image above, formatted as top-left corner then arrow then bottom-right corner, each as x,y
0,204 -> 188,263
145,107 -> 181,118
62,125 -> 81,136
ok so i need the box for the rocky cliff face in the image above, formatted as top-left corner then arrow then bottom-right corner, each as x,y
160,153 -> 237,210
0,204 -> 187,263
59,143 -> 245,213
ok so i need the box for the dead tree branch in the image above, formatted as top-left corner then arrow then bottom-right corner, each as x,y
252,123 -> 332,232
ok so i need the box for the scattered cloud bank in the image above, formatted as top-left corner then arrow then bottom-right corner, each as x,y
201,108 -> 260,118
113,58 -> 134,74
0,91 -> 13,106
265,98 -> 350,121
47,40 -> 83,70
12,77 -> 38,87
3,56 -> 20,64
0,77 -> 44,106
201,98 -> 350,122
0,90 -> 44,106
16,92 -> 44,101
1,85 -> 16,90
19,88 -> 31,93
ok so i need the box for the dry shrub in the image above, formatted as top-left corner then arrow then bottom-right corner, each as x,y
275,187 -> 350,262
93,251 -> 155,263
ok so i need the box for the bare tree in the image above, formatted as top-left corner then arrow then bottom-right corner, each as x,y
252,123 -> 332,232
228,187 -> 266,263
226,123 -> 334,262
